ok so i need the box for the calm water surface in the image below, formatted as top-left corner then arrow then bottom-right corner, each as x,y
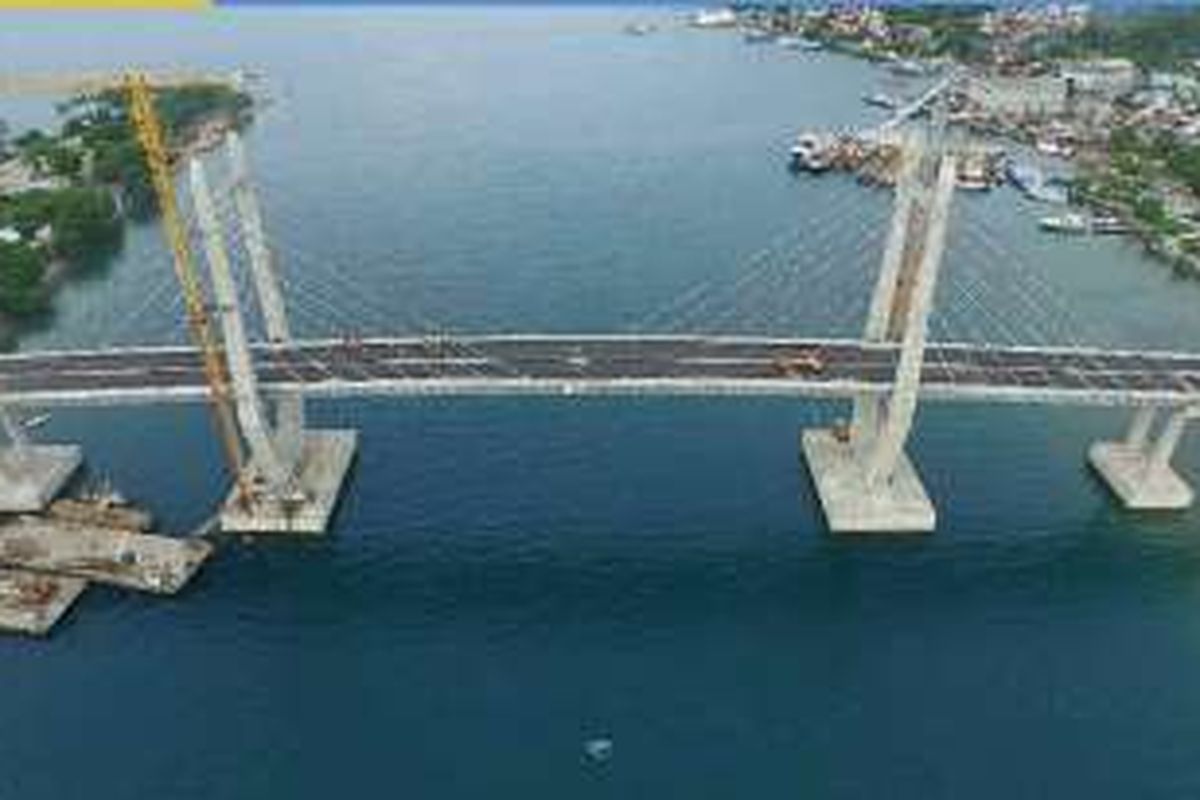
5,8 -> 1200,798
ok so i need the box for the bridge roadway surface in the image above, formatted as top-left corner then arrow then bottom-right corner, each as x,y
1,336 -> 1199,408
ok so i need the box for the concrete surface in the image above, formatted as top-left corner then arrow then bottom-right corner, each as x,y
1089,440 -> 1195,509
0,569 -> 86,636
220,429 -> 357,534
0,444 -> 81,513
802,428 -> 936,533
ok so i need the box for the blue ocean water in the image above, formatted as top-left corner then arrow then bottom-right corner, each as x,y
4,8 -> 1200,798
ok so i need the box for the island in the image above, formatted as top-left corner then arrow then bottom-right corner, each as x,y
0,83 -> 253,341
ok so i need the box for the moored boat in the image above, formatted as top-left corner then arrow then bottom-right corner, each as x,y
863,92 -> 900,110
789,133 -> 831,173
1091,214 -> 1130,235
1039,213 -> 1090,234
742,28 -> 774,43
691,8 -> 736,28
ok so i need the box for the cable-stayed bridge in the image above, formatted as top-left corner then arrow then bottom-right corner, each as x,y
0,117 -> 1195,536
4,336 -> 1200,408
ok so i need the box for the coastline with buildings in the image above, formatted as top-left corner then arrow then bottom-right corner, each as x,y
692,3 -> 1200,276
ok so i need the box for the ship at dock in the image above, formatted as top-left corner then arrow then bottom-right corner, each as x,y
789,133 -> 833,173
1007,162 -> 1070,204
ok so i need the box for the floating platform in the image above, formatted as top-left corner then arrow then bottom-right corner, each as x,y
802,428 -> 936,533
0,516 -> 212,595
0,569 -> 86,636
1088,441 -> 1194,510
221,429 -> 357,534
0,444 -> 82,513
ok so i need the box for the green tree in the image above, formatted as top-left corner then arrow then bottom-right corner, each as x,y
49,188 -> 121,260
0,242 -> 46,316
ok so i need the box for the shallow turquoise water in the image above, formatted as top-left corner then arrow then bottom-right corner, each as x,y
4,9 -> 1200,798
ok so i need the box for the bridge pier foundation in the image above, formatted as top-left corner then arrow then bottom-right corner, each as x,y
0,446 -> 81,513
1089,407 -> 1194,510
0,410 -> 80,513
803,124 -> 954,535
802,428 -> 935,533
220,429 -> 357,534
192,155 -> 357,536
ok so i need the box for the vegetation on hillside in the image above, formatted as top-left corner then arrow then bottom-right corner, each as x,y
1042,7 -> 1200,70
0,84 -> 252,321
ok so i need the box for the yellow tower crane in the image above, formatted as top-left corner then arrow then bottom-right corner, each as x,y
1,70 -> 251,504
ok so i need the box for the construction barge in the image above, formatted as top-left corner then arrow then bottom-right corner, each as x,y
0,570 -> 87,636
0,485 -> 213,636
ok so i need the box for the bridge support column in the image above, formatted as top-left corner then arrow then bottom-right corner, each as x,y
801,428 -> 934,533
1089,407 -> 1194,509
191,156 -> 356,535
0,408 -> 81,512
803,126 -> 955,533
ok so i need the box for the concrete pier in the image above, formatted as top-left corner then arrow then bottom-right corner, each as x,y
220,429 -> 357,534
801,126 -> 955,534
1089,441 -> 1194,509
0,444 -> 81,513
0,569 -> 86,636
1089,407 -> 1195,510
803,428 -> 936,533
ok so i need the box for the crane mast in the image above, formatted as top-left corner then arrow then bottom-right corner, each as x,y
124,72 -> 251,505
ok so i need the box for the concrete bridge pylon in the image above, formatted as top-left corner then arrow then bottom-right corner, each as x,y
1089,405 -> 1196,509
190,140 -> 356,535
802,125 -> 957,533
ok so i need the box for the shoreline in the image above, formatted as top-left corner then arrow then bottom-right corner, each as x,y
707,3 -> 1200,277
0,88 -> 253,349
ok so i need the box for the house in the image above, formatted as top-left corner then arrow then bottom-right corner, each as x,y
968,75 -> 1070,118
1062,58 -> 1139,100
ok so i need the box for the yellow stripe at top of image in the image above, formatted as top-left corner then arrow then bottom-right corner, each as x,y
0,0 -> 210,8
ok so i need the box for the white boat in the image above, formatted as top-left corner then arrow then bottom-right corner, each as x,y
863,93 -> 900,110
789,133 -> 831,173
890,59 -> 926,77
1036,139 -> 1074,159
21,413 -> 50,430
776,35 -> 803,49
692,8 -> 736,28
1039,213 -> 1090,234
623,22 -> 656,36
743,28 -> 774,43
957,175 -> 992,191
1008,162 -> 1070,204
1091,214 -> 1130,235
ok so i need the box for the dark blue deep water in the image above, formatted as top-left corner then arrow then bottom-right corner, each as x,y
7,8 -> 1200,797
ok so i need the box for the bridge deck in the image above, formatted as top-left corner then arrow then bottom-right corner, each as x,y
0,336 -> 1198,408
